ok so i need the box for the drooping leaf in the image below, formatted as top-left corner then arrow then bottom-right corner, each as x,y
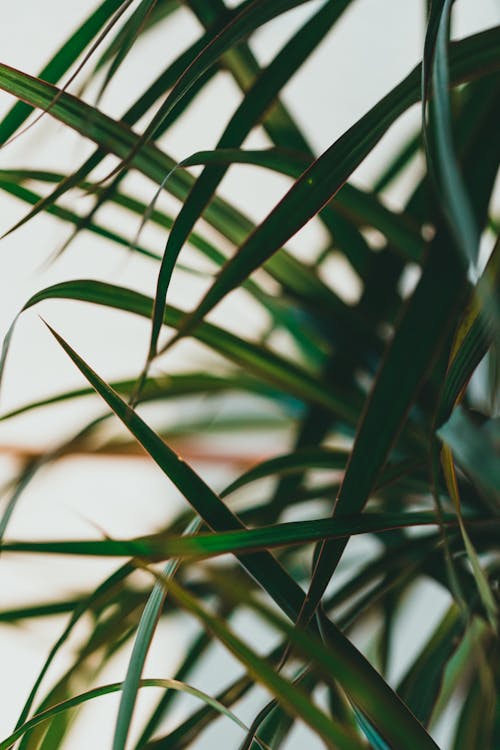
13,563 -> 134,729
0,279 -> 361,422
0,678 -> 251,750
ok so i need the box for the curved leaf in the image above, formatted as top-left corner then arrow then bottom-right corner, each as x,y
161,24 -> 500,348
0,678 -> 250,750
0,280 -> 361,422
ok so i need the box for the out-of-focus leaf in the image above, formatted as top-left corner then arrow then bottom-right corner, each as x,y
351,706 -> 391,750
423,0 -> 479,266
94,0 -> 160,105
0,178 -> 162,261
0,280 -> 361,422
0,371 -> 281,423
437,236 -> 500,427
91,0 -> 180,76
0,0 -> 125,143
438,407 -> 500,508
0,678 -> 251,750
112,519 -> 200,750
373,131 -> 421,193
111,0 -> 316,176
221,447 -> 349,496
397,603 -> 464,725
300,227 -> 468,622
0,415 -> 107,541
152,576 -> 367,750
452,653 -> 497,750
0,600 -> 80,622
13,563 -> 133,729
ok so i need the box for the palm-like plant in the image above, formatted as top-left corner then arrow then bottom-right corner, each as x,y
0,1 -> 499,748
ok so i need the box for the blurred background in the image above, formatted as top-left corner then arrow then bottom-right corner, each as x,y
0,1 -> 498,747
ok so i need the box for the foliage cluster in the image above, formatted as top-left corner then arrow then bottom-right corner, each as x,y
0,1 -> 499,748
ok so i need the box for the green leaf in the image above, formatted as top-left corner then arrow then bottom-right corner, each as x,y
93,0 -> 161,105
0,678 -> 250,750
176,147 -> 423,264
113,0 -> 316,175
113,518 -> 200,750
161,24 -> 500,349
0,371 -> 280,423
44,325 -> 444,749
1,511 -> 466,560
397,604 -> 464,725
423,0 -> 479,266
301,227 -> 468,620
438,407 -> 500,508
155,577 -> 365,750
0,0 -> 125,143
0,280 -> 361,422
144,0 -> 357,362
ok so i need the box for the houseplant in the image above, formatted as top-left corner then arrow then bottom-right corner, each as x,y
0,1 -> 498,748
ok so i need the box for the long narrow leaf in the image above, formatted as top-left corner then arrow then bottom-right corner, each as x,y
0,679 -> 250,750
